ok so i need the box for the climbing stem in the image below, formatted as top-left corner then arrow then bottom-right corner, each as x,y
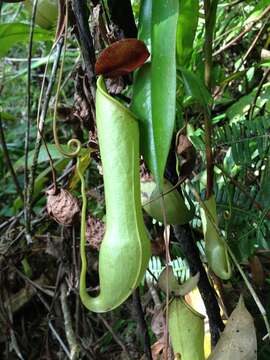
53,0 -> 81,158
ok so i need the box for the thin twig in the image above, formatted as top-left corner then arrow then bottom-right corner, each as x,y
24,0 -> 38,243
248,68 -> 270,121
146,277 -> 162,309
133,288 -> 153,360
242,18 -> 269,66
229,16 -> 269,89
13,266 -> 73,358
143,176 -> 187,208
3,287 -> 25,360
213,5 -> 270,57
227,245 -> 270,339
0,114 -> 23,201
12,266 -> 54,298
49,321 -> 72,359
97,314 -> 132,360
26,38 -> 63,226
0,210 -> 24,231
160,196 -> 170,360
60,282 -> 80,360
204,0 -> 218,90
224,0 -> 246,7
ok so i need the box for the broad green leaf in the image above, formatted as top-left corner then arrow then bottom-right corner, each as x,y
226,84 -> 270,121
14,144 -> 72,171
0,23 -> 52,58
151,0 -> 178,190
260,61 -> 270,67
68,150 -> 92,190
176,0 -> 199,67
132,0 -> 178,190
179,67 -> 211,112
4,55 -> 54,83
0,111 -> 16,121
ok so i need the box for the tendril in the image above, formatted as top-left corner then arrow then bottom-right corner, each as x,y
52,0 -> 81,158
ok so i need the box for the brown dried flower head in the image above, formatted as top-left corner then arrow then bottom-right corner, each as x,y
46,188 -> 80,226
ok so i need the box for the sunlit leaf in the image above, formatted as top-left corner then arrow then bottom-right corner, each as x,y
176,0 -> 199,67
0,23 -> 53,58
132,0 -> 178,190
14,144 -> 70,170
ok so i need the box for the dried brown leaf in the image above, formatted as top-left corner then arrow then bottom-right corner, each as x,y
175,131 -> 196,179
208,296 -> 257,360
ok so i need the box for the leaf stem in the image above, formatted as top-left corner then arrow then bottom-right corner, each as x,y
203,0 -> 218,199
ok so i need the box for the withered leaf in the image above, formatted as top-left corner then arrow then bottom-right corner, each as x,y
208,296 -> 257,360
176,131 -> 196,179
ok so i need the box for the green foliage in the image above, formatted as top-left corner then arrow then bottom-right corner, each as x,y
176,0 -> 199,67
1,0 -> 270,357
0,22 -> 53,58
214,116 -> 270,165
132,0 -> 179,190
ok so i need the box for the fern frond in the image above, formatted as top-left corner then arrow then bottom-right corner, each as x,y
214,116 -> 270,165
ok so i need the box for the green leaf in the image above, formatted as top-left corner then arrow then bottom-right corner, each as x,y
245,0 -> 270,23
68,150 -> 92,190
14,144 -> 71,171
132,0 -> 179,190
0,111 -> 16,122
179,67 -> 212,112
176,0 -> 199,67
226,84 -> 270,121
0,23 -> 52,58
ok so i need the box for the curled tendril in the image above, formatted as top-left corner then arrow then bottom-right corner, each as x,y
52,0 -> 81,159
53,114 -> 82,158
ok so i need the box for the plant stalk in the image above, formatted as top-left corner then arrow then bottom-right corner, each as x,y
203,0 -> 218,199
